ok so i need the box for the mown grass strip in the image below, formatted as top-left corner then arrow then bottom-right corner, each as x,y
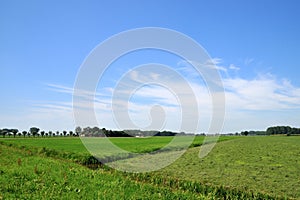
0,144 -> 208,199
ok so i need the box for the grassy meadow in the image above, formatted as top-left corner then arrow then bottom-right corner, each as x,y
0,144 -> 206,199
155,136 -> 300,199
0,136 -> 206,154
0,136 -> 299,199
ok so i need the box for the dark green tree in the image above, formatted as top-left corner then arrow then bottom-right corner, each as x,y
1,129 -> 9,138
75,126 -> 82,136
266,126 -> 295,135
101,128 -> 107,136
40,131 -> 45,137
241,131 -> 249,136
22,131 -> 27,137
11,129 -> 18,138
266,127 -> 274,135
69,131 -> 74,136
30,127 -> 40,137
82,127 -> 92,136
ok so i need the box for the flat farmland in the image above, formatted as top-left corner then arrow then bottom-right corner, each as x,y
0,144 -> 206,199
155,136 -> 300,199
1,136 -> 299,199
0,135 -> 232,154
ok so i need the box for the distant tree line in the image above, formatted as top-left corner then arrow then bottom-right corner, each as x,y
0,128 -> 19,138
266,126 -> 300,136
78,127 -> 191,137
123,129 -> 190,137
0,126 -> 188,138
0,127 -> 79,138
236,126 -> 300,136
239,130 -> 266,136
79,127 -> 131,137
1,125 -> 299,138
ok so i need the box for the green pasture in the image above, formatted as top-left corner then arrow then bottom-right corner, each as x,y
156,136 -> 300,199
0,145 -> 206,199
1,136 -> 299,199
0,135 -> 233,154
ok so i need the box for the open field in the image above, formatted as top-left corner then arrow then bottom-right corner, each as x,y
155,136 -> 300,199
1,136 -> 299,199
0,136 -> 234,154
0,144 -> 207,199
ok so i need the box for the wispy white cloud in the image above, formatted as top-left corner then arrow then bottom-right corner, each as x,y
46,83 -> 110,100
20,60 -> 300,133
208,58 -> 222,65
179,58 -> 228,73
229,64 -> 240,71
46,83 -> 74,95
205,58 -> 227,72
224,75 -> 300,110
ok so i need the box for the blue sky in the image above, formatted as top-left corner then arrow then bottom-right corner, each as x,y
1,0 -> 300,133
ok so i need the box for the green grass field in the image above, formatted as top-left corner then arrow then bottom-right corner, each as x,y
1,136 -> 299,199
155,136 -> 300,199
0,144 -> 207,199
0,136 -> 206,153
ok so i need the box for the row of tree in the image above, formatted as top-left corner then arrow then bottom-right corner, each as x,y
78,127 -> 192,137
1,125 -> 299,138
0,127 -> 80,138
239,130 -> 266,136
78,126 -> 131,137
0,126 -> 194,138
266,126 -> 300,135
236,126 -> 300,136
